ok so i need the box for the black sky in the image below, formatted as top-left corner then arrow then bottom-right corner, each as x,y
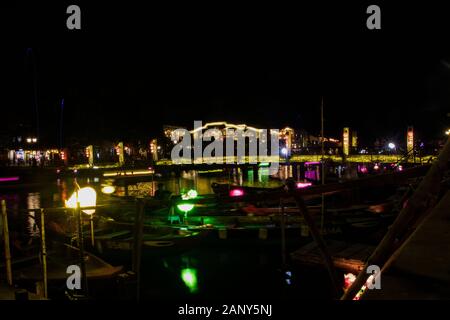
1,2 -> 450,147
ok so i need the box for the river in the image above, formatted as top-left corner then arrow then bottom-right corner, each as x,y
0,165 -> 334,300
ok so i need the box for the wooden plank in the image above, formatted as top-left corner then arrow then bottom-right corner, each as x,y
95,230 -> 131,240
325,240 -> 349,253
333,258 -> 365,273
337,244 -> 370,259
350,247 -> 375,261
293,241 -> 319,255
290,252 -> 366,273
291,240 -> 373,274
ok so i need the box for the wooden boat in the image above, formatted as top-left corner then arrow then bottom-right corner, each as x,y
290,240 -> 375,273
11,242 -> 123,282
181,224 -> 313,248
0,284 -> 46,300
97,198 -> 396,244
211,182 -> 285,196
329,208 -> 397,242
91,223 -> 210,258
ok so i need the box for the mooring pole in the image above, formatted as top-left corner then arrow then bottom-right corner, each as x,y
132,198 -> 145,301
291,192 -> 341,297
1,200 -> 13,286
76,202 -> 88,297
320,96 -> 326,234
90,215 -> 95,247
280,200 -> 287,267
40,208 -> 48,298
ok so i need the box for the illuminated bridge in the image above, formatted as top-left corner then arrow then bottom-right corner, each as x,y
156,122 -> 437,166
155,154 -> 436,166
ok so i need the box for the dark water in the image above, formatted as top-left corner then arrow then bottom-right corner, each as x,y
0,168 -> 334,300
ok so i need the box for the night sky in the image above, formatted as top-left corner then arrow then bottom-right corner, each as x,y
1,2 -> 449,147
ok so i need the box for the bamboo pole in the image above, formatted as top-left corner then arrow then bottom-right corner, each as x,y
280,201 -> 287,267
1,200 -> 13,286
76,202 -> 88,297
320,96 -> 325,234
90,215 -> 95,247
40,208 -> 48,298
132,198 -> 145,301
290,192 -> 342,297
341,137 -> 450,300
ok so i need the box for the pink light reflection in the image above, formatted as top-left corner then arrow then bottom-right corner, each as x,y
297,182 -> 312,188
0,176 -> 20,182
229,189 -> 244,197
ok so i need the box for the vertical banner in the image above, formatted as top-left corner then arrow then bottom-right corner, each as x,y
118,142 -> 125,166
61,148 -> 69,166
343,127 -> 350,156
351,130 -> 358,148
407,126 -> 414,162
85,145 -> 94,167
150,139 -> 158,161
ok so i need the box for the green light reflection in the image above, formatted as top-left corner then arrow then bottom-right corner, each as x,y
181,268 -> 198,293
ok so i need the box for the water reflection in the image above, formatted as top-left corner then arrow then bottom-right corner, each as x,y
181,268 -> 199,293
123,167 -> 287,197
258,167 -> 270,184
1,166 -> 308,211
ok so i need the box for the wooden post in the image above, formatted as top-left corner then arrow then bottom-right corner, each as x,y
76,203 -> 88,297
341,136 -> 450,300
320,97 -> 326,234
290,192 -> 342,297
40,208 -> 48,298
280,201 -> 287,267
15,289 -> 29,300
90,215 -> 95,247
132,198 -> 145,301
1,200 -> 13,286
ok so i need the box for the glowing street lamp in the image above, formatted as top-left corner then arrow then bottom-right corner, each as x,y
187,189 -> 198,199
64,186 -> 97,296
66,186 -> 97,247
177,203 -> 194,213
388,142 -> 396,150
181,189 -> 198,200
445,129 -> 450,135
65,187 -> 97,215
183,189 -> 198,200
177,203 -> 194,224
